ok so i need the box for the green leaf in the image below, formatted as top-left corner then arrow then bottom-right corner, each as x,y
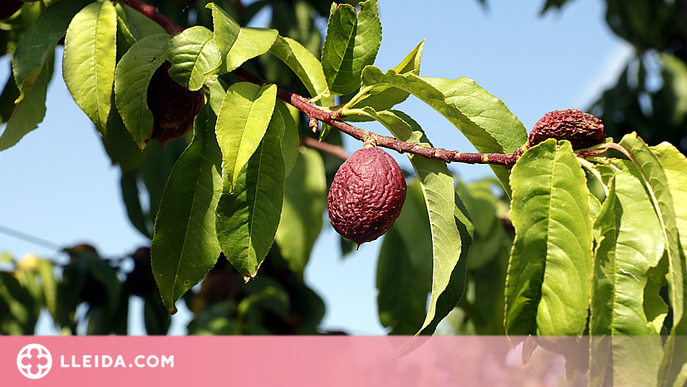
422,76 -> 528,196
36,258 -> 57,321
321,0 -> 381,94
120,170 -> 153,238
151,105 -> 223,314
589,172 -> 665,387
216,105 -> 286,281
620,133 -> 683,325
166,26 -> 221,91
114,34 -> 171,150
215,82 -> 277,192
650,142 -> 687,387
376,179 -> 433,334
505,140 -> 593,348
0,272 -> 37,335
0,53 -> 53,151
0,71 -> 20,124
63,1 -> 117,135
274,147 -> 326,278
12,0 -> 90,103
344,40 -> 425,120
118,3 -> 167,40
207,26 -> 278,75
658,53 -> 687,125
361,66 -> 521,196
269,35 -> 332,102
206,2 -> 241,60
278,101 -> 300,178
368,109 -> 471,337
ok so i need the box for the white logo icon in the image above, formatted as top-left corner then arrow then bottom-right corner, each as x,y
17,344 -> 52,379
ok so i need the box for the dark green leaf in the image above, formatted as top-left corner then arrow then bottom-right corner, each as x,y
0,53 -> 53,151
274,148 -> 327,278
368,109 -> 471,337
376,179 -> 432,334
151,105 -> 223,314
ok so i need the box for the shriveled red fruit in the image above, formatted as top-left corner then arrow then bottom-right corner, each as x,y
328,146 -> 407,245
528,109 -> 605,150
147,61 -> 205,146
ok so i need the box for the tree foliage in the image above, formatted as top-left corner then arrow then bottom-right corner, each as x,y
1,1 -> 687,386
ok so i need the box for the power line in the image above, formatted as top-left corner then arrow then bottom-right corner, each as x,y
0,224 -> 62,252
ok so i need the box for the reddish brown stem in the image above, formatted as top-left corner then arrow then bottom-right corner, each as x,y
119,0 -> 521,168
302,137 -> 349,160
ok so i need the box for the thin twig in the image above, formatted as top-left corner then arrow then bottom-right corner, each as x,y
302,137 -> 349,160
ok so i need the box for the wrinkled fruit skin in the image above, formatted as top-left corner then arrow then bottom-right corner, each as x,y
529,109 -> 605,150
328,147 -> 407,245
147,61 -> 205,146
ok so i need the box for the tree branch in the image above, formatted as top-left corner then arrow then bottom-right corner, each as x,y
302,137 -> 349,160
118,0 -> 521,168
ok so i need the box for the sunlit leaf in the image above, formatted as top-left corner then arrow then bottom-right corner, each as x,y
361,66 -> 522,196
63,1 -> 117,135
12,0 -> 90,102
321,0 -> 381,94
269,35 -> 331,101
590,171 -> 665,387
505,140 -> 593,349
345,40 -> 425,120
620,133 -> 683,324
166,26 -> 221,91
215,82 -> 277,192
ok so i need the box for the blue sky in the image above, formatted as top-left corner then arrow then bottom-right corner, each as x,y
0,0 -> 630,335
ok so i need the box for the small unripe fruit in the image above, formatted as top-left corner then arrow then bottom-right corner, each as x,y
528,109 -> 605,150
328,146 -> 406,245
147,61 -> 205,146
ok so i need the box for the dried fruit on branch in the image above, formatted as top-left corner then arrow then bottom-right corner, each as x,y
147,61 -> 205,146
528,109 -> 605,150
328,146 -> 407,245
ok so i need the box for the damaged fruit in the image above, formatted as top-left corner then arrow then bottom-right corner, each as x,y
147,61 -> 205,146
328,146 -> 407,245
528,109 -> 605,150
